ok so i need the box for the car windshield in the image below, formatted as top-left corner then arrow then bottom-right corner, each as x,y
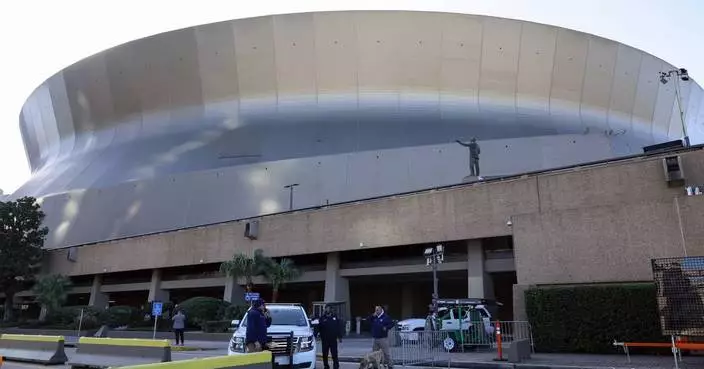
242,308 -> 308,327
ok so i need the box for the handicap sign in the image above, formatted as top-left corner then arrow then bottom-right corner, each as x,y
152,301 -> 163,317
244,292 -> 260,302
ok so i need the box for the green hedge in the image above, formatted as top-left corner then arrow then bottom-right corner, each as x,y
178,297 -> 230,327
201,320 -> 233,333
525,284 -> 664,354
100,306 -> 140,328
221,304 -> 248,321
46,306 -> 104,330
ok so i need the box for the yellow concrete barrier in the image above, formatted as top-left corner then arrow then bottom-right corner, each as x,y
115,351 -> 272,369
78,337 -> 171,348
0,334 -> 68,364
68,337 -> 171,368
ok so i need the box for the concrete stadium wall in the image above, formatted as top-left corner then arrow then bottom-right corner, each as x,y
46,148 -> 704,287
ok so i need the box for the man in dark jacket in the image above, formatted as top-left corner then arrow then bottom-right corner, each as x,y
245,299 -> 272,352
369,305 -> 395,369
456,137 -> 481,177
318,305 -> 343,369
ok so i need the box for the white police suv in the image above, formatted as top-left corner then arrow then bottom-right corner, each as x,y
229,303 -> 317,369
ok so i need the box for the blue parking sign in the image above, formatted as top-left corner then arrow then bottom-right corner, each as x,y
244,292 -> 260,302
152,302 -> 163,317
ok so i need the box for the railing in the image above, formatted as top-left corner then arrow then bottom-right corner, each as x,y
395,321 -> 533,366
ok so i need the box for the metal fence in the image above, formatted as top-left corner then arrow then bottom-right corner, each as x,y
398,330 -> 449,367
652,256 -> 704,336
395,321 -> 533,366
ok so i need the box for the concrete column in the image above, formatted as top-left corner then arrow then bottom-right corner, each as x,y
324,252 -> 351,320
484,274 -> 495,300
224,276 -> 246,304
88,275 -> 109,309
512,284 -> 531,321
401,284 -> 414,319
467,240 -> 485,298
148,269 -> 170,303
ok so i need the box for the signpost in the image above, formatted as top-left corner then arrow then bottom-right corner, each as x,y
152,302 -> 163,339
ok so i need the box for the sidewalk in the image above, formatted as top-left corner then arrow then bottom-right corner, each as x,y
308,338 -> 704,369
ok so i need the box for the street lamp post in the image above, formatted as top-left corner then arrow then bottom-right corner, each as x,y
659,68 -> 691,147
424,244 -> 444,314
284,183 -> 300,211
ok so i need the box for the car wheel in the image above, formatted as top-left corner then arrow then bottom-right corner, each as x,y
442,336 -> 456,352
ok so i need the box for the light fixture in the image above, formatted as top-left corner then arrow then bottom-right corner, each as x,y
659,68 -> 691,147
679,68 -> 690,81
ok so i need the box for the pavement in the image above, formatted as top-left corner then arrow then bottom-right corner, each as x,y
2,337 -> 704,369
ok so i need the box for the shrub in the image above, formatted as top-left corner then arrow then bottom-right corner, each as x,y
100,305 -> 140,328
525,284 -> 664,354
47,306 -> 103,330
201,320 -> 233,333
221,304 -> 248,321
178,297 -> 229,327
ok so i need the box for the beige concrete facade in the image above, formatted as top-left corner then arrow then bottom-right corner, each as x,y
44,148 -> 704,290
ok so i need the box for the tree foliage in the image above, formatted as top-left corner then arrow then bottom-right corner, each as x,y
0,196 -> 48,321
219,249 -> 268,292
32,274 -> 72,321
219,249 -> 302,302
260,257 -> 302,302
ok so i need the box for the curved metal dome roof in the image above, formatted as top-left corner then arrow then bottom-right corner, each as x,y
13,10 -> 704,249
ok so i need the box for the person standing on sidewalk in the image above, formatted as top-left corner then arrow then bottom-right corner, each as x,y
318,304 -> 343,369
172,309 -> 186,346
369,305 -> 395,369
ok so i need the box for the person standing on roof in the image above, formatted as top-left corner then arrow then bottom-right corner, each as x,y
318,304 -> 343,369
456,137 -> 481,178
369,305 -> 395,369
245,299 -> 272,352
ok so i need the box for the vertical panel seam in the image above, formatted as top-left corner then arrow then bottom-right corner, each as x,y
578,36 -> 591,132
514,22 -> 524,112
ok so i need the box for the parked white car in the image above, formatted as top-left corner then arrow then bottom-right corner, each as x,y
229,303 -> 316,369
397,305 -> 494,340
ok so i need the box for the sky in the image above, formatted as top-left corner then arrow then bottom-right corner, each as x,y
0,0 -> 702,195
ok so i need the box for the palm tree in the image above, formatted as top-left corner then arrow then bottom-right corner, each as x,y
219,249 -> 268,292
260,258 -> 302,303
32,274 -> 72,322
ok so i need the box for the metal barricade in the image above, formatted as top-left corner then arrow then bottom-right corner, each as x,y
398,330 -> 447,367
396,321 -> 534,366
494,321 -> 534,352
